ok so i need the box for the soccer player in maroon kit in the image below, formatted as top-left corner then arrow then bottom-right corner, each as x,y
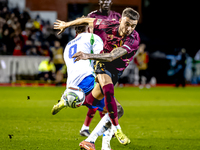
54,7 -> 140,149
88,0 -> 121,43
79,0 -> 122,137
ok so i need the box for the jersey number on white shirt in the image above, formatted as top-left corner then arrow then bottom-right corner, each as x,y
69,44 -> 77,63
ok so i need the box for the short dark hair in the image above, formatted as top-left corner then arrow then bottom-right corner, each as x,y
75,25 -> 87,34
75,16 -> 88,34
122,8 -> 140,20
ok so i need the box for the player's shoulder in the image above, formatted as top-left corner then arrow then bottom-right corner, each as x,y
77,33 -> 93,43
96,18 -> 119,25
80,33 -> 97,40
82,33 -> 103,44
130,30 -> 140,40
124,30 -> 140,49
110,10 -> 121,17
79,33 -> 102,44
66,34 -> 85,46
87,10 -> 98,17
92,33 -> 101,39
92,33 -> 103,43
79,32 -> 91,37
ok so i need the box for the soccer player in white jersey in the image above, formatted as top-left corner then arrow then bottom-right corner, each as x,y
51,23 -> 124,150
51,24 -> 103,114
64,28 -> 102,90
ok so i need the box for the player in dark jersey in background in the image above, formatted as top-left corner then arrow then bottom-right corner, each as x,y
88,0 -> 121,20
54,7 -> 140,149
88,0 -> 121,43
80,0 -> 122,137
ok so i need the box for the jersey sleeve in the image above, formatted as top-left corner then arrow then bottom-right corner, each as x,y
92,34 -> 104,54
93,18 -> 115,34
115,12 -> 122,21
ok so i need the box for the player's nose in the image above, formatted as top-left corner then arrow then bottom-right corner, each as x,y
128,26 -> 132,31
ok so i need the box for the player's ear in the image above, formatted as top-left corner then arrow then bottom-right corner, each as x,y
88,26 -> 93,33
119,18 -> 122,23
87,26 -> 90,33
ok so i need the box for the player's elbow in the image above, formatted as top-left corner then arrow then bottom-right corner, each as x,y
107,56 -> 115,62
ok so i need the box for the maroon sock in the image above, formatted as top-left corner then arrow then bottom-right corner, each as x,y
102,83 -> 118,126
85,92 -> 100,106
84,108 -> 98,126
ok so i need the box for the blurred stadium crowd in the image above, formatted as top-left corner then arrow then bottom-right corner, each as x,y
0,5 -> 66,56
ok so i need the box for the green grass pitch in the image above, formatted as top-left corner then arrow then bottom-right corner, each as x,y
0,86 -> 200,150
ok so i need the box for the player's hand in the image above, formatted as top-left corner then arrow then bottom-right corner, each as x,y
54,19 -> 68,35
72,51 -> 89,62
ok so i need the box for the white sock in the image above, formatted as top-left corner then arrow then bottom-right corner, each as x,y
85,113 -> 110,143
61,95 -> 67,106
80,124 -> 89,132
113,124 -> 121,131
106,114 -> 121,131
101,126 -> 114,149
85,133 -> 98,143
95,113 -> 110,136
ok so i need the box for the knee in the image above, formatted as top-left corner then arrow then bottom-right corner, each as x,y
87,108 -> 98,118
117,105 -> 124,119
105,121 -> 112,129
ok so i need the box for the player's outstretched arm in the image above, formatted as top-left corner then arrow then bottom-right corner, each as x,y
72,47 -> 127,62
54,18 -> 95,35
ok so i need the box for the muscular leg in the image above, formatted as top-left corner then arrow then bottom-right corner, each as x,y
91,83 -> 104,100
80,107 -> 98,136
84,103 -> 124,143
85,83 -> 104,106
85,73 -> 119,125
97,74 -> 119,126
83,107 -> 98,126
81,86 -> 116,136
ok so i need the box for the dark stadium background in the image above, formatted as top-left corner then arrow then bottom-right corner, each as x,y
1,0 -> 199,84
139,0 -> 199,83
67,0 -> 199,83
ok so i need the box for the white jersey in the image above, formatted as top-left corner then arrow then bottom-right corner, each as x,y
64,33 -> 103,87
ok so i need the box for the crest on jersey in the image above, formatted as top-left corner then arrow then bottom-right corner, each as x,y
96,19 -> 102,25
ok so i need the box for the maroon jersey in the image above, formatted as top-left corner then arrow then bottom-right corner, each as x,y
93,18 -> 140,71
88,10 -> 121,43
